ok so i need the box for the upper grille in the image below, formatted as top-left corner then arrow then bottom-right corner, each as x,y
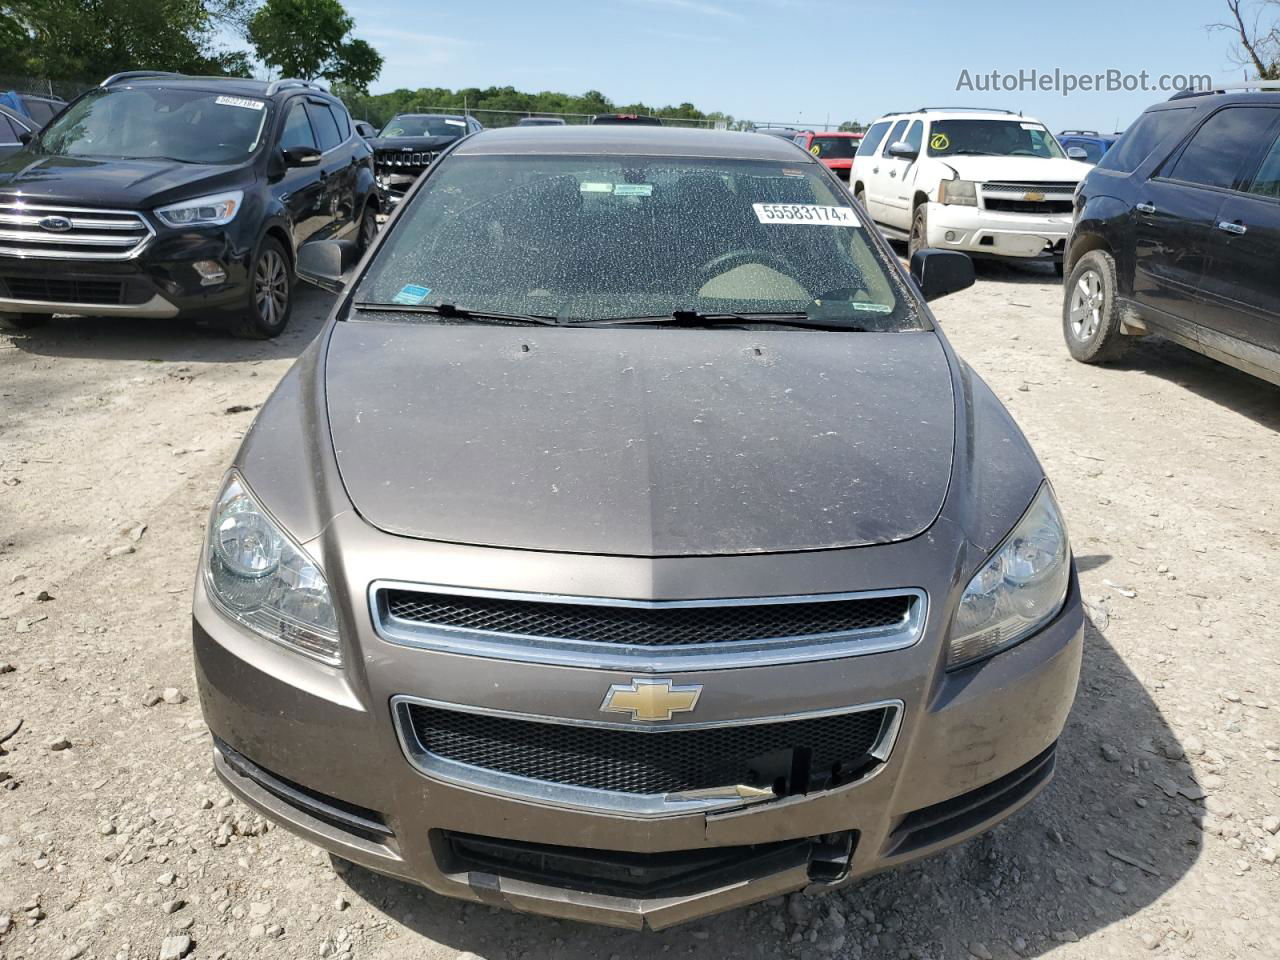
0,202 -> 152,260
402,702 -> 892,797
981,180 -> 1078,196
382,589 -> 914,647
2,276 -> 126,305
375,150 -> 435,171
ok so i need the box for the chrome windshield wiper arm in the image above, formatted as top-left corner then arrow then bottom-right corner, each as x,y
352,302 -> 560,326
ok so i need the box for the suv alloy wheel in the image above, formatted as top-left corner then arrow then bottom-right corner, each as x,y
1062,250 -> 1128,363
230,237 -> 293,339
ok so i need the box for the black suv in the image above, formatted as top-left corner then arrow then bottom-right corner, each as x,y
0,71 -> 378,338
1063,83 -> 1280,385
369,114 -> 482,208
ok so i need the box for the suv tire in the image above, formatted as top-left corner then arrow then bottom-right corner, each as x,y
357,203 -> 377,256
230,236 -> 293,340
908,205 -> 928,261
1063,250 -> 1128,363
0,314 -> 50,332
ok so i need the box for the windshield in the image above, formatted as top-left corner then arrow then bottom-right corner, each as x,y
354,154 -> 921,329
809,137 -> 859,159
380,116 -> 467,137
927,119 -> 1066,159
37,87 -> 270,164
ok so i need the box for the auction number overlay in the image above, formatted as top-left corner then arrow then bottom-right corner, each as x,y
753,203 -> 860,225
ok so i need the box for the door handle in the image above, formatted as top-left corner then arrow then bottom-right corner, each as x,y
889,170 -> 898,178
1217,220 -> 1247,236
872,166 -> 880,174
1135,202 -> 1155,214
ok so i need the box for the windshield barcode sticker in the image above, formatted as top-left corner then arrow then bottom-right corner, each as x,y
215,95 -> 265,111
392,284 -> 431,305
753,203 -> 859,226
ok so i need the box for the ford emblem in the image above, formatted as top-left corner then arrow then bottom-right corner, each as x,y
38,215 -> 73,233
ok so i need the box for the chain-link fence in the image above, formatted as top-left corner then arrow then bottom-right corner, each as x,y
0,75 -> 94,102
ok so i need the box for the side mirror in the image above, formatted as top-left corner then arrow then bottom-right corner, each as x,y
910,249 -> 974,302
18,131 -> 32,145
296,240 -> 348,293
886,141 -> 918,161
282,146 -> 322,167
1066,146 -> 1089,160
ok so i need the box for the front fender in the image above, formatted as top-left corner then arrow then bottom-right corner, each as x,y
1065,193 -> 1129,277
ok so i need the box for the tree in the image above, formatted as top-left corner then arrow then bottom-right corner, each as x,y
1211,0 -> 1280,79
0,0 -> 252,80
247,0 -> 382,91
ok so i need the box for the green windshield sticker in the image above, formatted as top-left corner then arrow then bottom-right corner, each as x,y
392,284 -> 431,305
579,182 -> 613,193
613,183 -> 653,197
848,302 -> 895,314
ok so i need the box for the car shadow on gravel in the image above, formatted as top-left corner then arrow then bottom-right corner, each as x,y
1102,336 -> 1280,433
338,614 -> 1204,959
1,286 -> 334,364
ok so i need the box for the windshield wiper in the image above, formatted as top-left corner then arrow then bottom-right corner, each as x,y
352,301 -> 559,325
570,310 -> 867,331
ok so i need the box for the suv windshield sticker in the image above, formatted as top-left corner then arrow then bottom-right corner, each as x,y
1020,122 -> 1045,131
753,203 -> 860,226
445,119 -> 466,127
391,284 -> 432,305
215,95 -> 265,111
612,183 -> 653,197
579,182 -> 613,193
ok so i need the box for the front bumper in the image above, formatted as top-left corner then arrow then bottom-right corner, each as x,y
193,513 -> 1083,930
0,228 -> 252,320
924,201 -> 1072,260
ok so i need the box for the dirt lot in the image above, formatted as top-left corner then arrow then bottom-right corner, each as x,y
2,267 -> 1280,960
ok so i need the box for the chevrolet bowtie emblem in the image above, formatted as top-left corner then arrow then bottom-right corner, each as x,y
601,678 -> 702,722
1023,191 -> 1046,202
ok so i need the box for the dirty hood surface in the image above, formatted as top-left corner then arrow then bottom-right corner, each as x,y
325,322 -> 956,557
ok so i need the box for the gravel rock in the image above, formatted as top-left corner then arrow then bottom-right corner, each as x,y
46,735 -> 71,751
1100,743 -> 1122,762
968,942 -> 994,959
158,935 -> 192,960
1263,816 -> 1280,835
161,687 -> 186,705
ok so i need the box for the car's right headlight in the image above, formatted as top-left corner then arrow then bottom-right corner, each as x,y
204,473 -> 341,665
938,178 -> 978,206
947,484 -> 1070,669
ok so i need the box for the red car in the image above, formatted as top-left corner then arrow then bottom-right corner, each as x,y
793,131 -> 864,181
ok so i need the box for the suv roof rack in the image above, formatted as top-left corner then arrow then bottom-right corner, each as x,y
1169,78 -> 1280,100
100,70 -> 183,87
916,106 -> 1020,114
1059,129 -> 1099,136
267,78 -> 327,95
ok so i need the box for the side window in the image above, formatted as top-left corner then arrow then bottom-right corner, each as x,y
0,115 -> 24,143
1247,133 -> 1280,199
881,119 -> 909,156
23,100 -> 54,125
904,120 -> 923,153
328,103 -> 351,140
306,101 -> 343,152
280,102 -> 317,152
1165,106 -> 1277,190
857,121 -> 891,157
1097,107 -> 1193,174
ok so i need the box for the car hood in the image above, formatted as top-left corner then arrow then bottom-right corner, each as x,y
935,155 -> 1092,183
0,152 -> 245,208
367,135 -> 459,152
325,322 -> 956,557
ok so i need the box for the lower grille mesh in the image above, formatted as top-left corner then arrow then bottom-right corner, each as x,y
404,704 -> 891,796
383,589 -> 914,648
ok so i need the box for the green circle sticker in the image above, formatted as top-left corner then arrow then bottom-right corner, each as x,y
930,133 -> 950,151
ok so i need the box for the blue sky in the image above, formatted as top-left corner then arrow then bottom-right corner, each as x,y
345,0 -> 1246,131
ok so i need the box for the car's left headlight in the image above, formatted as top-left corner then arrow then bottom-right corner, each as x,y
948,484 -> 1070,669
204,473 -> 341,665
155,190 -> 243,227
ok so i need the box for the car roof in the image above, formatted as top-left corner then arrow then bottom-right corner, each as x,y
1161,89 -> 1280,109
99,73 -> 340,103
453,125 -> 818,161
807,131 -> 862,137
392,113 -> 465,120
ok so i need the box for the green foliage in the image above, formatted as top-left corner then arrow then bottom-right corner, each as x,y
247,0 -> 382,91
0,0 -> 252,80
334,83 -> 732,128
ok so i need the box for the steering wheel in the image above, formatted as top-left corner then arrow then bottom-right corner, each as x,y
695,249 -> 797,287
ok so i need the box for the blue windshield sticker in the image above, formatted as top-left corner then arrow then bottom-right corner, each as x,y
392,284 -> 431,305
613,183 -> 653,197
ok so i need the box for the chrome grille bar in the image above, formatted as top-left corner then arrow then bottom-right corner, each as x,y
0,202 -> 153,260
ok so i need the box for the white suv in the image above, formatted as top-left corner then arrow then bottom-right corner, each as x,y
851,108 -> 1093,273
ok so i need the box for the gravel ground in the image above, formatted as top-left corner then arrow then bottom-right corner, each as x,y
2,266 -> 1280,960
